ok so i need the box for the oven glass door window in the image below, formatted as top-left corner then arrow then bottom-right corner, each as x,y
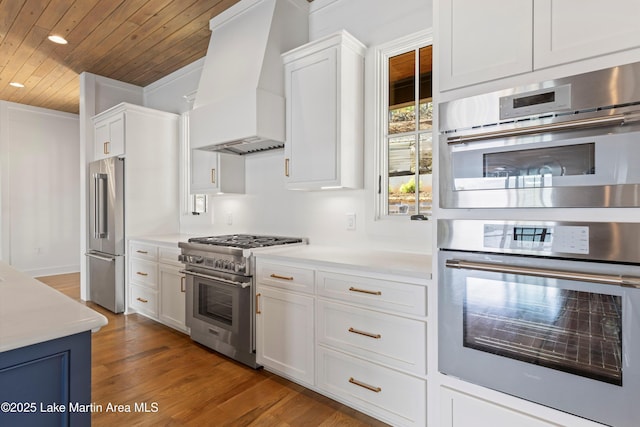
463,277 -> 622,385
197,281 -> 235,328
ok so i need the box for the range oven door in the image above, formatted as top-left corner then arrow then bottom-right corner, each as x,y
184,268 -> 258,368
440,119 -> 640,208
439,250 -> 640,427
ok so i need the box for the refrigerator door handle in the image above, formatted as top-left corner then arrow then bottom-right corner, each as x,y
85,252 -> 115,262
94,173 -> 108,238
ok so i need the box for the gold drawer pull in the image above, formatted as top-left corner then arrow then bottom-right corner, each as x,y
348,377 -> 381,393
256,293 -> 261,314
136,297 -> 148,303
103,141 -> 109,154
211,168 -> 216,184
136,272 -> 148,276
270,273 -> 294,281
348,286 -> 382,296
180,276 -> 186,293
348,327 -> 381,339
136,250 -> 148,254
285,158 -> 290,177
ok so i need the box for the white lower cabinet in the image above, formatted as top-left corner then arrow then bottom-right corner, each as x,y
158,263 -> 187,332
255,286 -> 315,387
316,299 -> 426,375
128,240 -> 187,333
255,257 -> 429,427
440,387 -> 558,427
317,347 -> 426,427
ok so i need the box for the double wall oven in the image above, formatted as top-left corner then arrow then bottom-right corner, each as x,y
438,62 -> 640,427
179,235 -> 305,369
438,220 -> 640,427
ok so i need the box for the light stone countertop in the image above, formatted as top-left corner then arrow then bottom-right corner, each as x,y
0,261 -> 108,353
253,245 -> 432,281
127,234 -> 197,247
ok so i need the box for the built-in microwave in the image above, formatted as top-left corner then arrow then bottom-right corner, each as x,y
439,61 -> 640,209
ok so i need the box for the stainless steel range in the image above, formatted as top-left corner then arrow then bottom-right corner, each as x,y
178,234 -> 306,368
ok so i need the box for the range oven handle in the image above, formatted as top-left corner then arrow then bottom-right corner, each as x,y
180,269 -> 251,289
446,259 -> 640,288
446,110 -> 640,145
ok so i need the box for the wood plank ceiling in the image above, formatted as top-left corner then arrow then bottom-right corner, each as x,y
0,0 -> 244,114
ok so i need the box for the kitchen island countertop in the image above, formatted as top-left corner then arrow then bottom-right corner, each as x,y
0,261 -> 107,353
254,245 -> 432,280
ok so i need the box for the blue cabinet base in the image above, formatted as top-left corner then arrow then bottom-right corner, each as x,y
0,331 -> 92,427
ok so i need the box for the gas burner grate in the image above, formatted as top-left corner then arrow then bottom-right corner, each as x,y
188,234 -> 303,249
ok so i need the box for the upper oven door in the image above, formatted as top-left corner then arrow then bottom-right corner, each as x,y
438,250 -> 640,427
439,122 -> 640,208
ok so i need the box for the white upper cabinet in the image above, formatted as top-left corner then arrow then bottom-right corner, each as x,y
93,110 -> 125,160
439,0 -> 533,91
282,30 -> 365,190
533,0 -> 640,69
190,149 -> 245,194
439,0 -> 640,90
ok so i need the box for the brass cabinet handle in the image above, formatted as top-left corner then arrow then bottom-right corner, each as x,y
348,377 -> 381,393
270,273 -> 294,281
211,168 -> 216,184
136,297 -> 148,303
348,286 -> 382,296
103,141 -> 109,154
136,250 -> 148,254
180,276 -> 186,293
348,327 -> 381,339
256,293 -> 261,314
285,158 -> 290,177
136,271 -> 148,276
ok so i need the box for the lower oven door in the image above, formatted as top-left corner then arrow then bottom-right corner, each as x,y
184,268 -> 258,368
439,250 -> 640,427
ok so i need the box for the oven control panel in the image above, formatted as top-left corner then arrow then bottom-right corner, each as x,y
483,224 -> 589,254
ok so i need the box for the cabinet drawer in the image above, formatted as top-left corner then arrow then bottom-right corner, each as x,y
317,347 -> 426,427
129,259 -> 157,288
316,271 -> 427,316
158,246 -> 182,267
130,242 -> 158,261
130,285 -> 158,318
317,300 -> 426,375
256,262 -> 314,294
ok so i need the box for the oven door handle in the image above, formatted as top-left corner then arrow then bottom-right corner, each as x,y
446,259 -> 640,288
446,110 -> 640,145
180,270 -> 251,288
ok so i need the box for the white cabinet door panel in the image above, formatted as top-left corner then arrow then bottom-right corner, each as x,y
534,0 -> 640,69
439,0 -> 533,90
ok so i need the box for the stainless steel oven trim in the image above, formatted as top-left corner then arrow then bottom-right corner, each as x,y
445,258 -> 640,288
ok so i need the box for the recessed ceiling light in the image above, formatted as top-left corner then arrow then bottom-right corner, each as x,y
9,82 -> 25,88
48,35 -> 68,45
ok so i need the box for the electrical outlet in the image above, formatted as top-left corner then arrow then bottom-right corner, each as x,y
226,212 -> 233,225
346,213 -> 356,230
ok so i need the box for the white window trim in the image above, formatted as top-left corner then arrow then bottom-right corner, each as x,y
373,29 -> 433,221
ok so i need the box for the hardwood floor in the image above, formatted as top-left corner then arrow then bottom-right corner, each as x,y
37,273 -> 389,427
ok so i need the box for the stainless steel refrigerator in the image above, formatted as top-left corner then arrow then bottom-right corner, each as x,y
86,157 -> 125,313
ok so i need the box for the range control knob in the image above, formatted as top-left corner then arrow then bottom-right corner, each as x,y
235,263 -> 246,274
188,255 -> 204,264
214,259 -> 223,269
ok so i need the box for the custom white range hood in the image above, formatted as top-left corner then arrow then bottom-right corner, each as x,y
189,0 -> 309,155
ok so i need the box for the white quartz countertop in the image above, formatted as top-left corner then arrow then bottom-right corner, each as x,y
0,261 -> 108,353
254,245 -> 432,280
128,234 -> 197,247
